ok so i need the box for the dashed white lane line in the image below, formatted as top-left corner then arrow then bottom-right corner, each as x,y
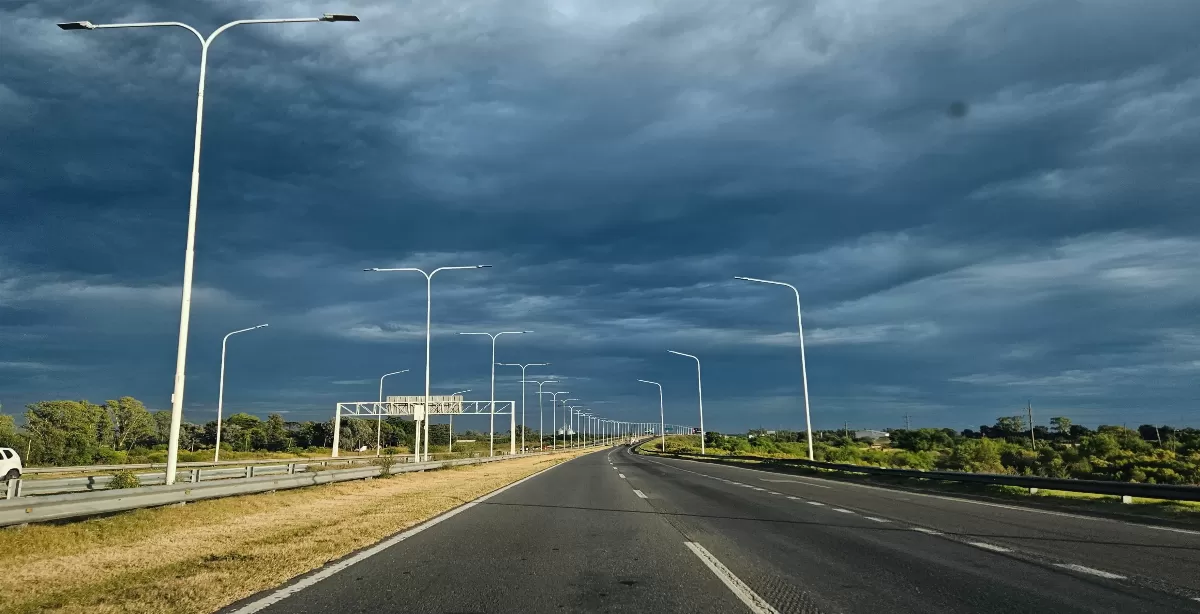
787,496 -> 801,500
619,474 -> 626,479
832,508 -> 855,514
911,527 -> 943,535
684,542 -> 781,614
864,516 -> 891,523
967,541 -> 1012,553
767,491 -> 783,496
751,487 -> 767,491
633,489 -> 648,499
1053,564 -> 1126,580
758,478 -> 831,489
807,501 -> 825,506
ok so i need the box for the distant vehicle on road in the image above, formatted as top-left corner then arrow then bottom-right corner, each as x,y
0,447 -> 22,481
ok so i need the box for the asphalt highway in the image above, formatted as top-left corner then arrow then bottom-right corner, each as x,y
228,445 -> 1200,613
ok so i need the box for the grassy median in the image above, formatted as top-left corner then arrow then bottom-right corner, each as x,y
0,451 -> 584,614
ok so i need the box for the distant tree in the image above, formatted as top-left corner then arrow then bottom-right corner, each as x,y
0,414 -> 21,449
993,416 -> 1026,436
1049,417 -> 1072,438
107,397 -> 154,451
24,400 -> 106,465
152,410 -> 173,445
1068,424 -> 1092,440
263,414 -> 292,451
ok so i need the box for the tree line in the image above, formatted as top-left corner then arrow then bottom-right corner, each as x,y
697,415 -> 1200,485
0,397 -> 553,466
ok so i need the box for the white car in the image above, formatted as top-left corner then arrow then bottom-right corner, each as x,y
0,447 -> 22,482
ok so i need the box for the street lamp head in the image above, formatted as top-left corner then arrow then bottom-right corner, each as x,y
476,265 -> 492,268
255,323 -> 269,330
320,13 -> 360,22
57,21 -> 96,30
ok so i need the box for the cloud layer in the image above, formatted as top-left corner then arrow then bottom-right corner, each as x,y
3,0 -> 1200,432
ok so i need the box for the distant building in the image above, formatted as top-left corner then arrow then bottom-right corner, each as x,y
855,429 -> 890,440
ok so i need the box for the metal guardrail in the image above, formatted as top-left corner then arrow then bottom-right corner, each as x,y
0,448 -> 595,527
21,452 -> 472,476
642,450 -> 1200,502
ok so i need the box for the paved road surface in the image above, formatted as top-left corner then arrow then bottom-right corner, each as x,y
228,446 -> 1200,613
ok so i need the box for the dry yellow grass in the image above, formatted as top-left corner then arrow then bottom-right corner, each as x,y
0,451 -> 584,614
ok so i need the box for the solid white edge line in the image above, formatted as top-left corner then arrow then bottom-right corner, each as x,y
966,541 -> 1013,553
864,516 -> 890,523
911,527 -> 943,535
684,542 -> 781,614
832,508 -> 855,514
1053,563 -> 1127,580
227,455 -> 572,614
786,496 -> 801,500
807,501 -> 825,506
633,489 -> 648,498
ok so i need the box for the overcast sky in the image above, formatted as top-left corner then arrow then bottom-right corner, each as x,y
3,0 -> 1200,433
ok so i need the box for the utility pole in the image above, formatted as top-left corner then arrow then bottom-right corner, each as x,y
1027,400 -> 1036,449
844,421 -> 850,440
905,413 -> 911,430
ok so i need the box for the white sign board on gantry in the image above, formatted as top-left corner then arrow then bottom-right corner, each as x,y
387,395 -> 464,416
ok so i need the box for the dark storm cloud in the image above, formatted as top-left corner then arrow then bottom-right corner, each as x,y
3,0 -> 1200,432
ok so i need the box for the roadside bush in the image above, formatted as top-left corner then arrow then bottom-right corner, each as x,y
373,454 -> 397,478
108,469 -> 140,489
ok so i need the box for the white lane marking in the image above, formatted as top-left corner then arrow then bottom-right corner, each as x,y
807,501 -> 825,506
228,455 -> 568,614
1144,525 -> 1200,537
619,474 -> 626,479
787,496 -> 801,500
911,527 -> 943,535
832,508 -> 855,514
967,541 -> 1012,553
738,484 -> 754,488
684,542 -> 781,614
767,491 -> 783,496
864,517 -> 891,523
752,487 -> 767,491
758,478 -> 831,489
633,489 -> 648,499
1053,564 -> 1127,580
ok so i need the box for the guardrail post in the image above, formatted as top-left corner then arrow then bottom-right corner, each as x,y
190,469 -> 200,483
287,463 -> 296,475
247,466 -> 256,478
3,479 -> 16,500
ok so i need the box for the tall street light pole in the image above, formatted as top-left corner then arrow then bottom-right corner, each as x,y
377,370 -> 409,456
734,276 -> 815,461
448,389 -> 470,453
637,379 -> 666,453
498,363 -> 548,454
214,324 -> 267,461
668,350 -> 705,455
366,265 -> 490,462
563,401 -> 579,446
460,331 -> 531,456
531,380 -> 558,450
543,392 -> 572,450
60,12 -> 360,485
